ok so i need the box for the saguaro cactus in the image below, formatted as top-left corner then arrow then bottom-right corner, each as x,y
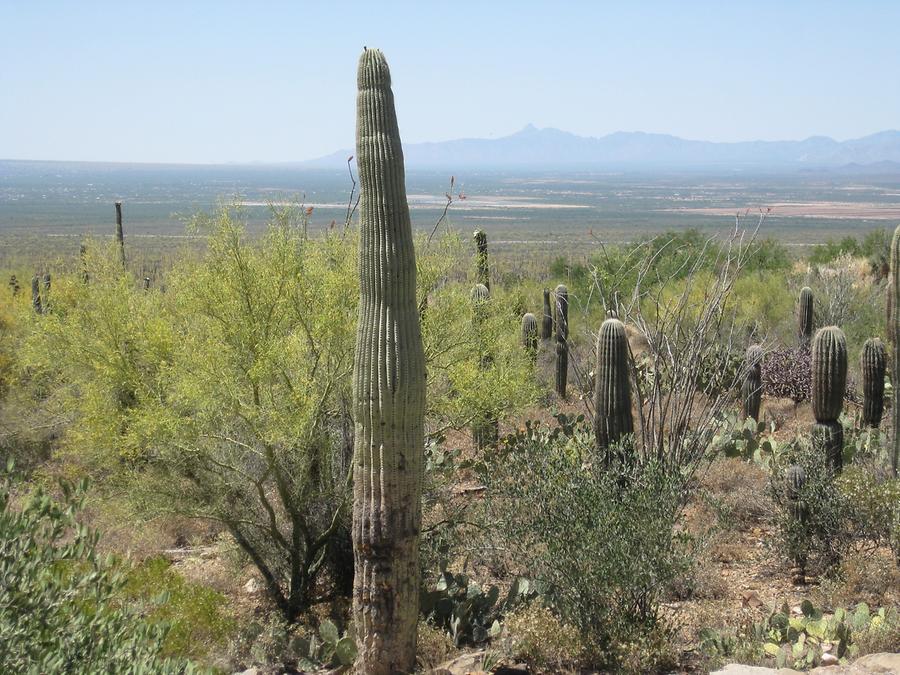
594,317 -> 634,456
351,48 -> 426,675
115,201 -> 126,268
798,286 -> 814,346
861,337 -> 886,428
473,229 -> 489,289
811,326 -> 847,472
891,225 -> 900,476
31,275 -> 42,314
742,345 -> 764,421
41,273 -> 51,310
555,284 -> 569,398
785,464 -> 807,584
143,277 -> 151,291
541,288 -> 552,340
80,243 -> 89,283
521,313 -> 538,362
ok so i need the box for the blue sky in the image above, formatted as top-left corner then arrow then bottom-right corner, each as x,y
1,1 -> 898,163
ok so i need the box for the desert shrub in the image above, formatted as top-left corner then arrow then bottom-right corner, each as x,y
503,604 -> 586,672
415,622 -> 455,671
123,556 -> 235,660
0,470 -> 193,674
479,417 -> 694,672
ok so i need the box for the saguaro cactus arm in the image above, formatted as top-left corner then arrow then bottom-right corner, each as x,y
352,48 -> 426,675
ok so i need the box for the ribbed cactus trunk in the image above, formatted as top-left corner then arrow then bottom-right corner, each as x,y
741,345 -> 764,421
521,313 -> 538,363
861,337 -> 886,429
540,288 -> 552,340
41,273 -> 50,311
811,326 -> 847,472
785,464 -> 807,584
891,225 -> 900,476
351,48 -> 426,675
31,275 -> 42,314
798,287 -> 814,347
594,318 -> 634,459
115,201 -> 126,269
473,229 -> 489,289
471,283 -> 497,449
555,284 -> 569,398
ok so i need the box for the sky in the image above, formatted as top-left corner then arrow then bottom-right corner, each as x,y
1,1 -> 899,164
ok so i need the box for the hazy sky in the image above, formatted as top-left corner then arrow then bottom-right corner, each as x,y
2,1 -> 899,163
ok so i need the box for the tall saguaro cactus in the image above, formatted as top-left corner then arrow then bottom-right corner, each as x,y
594,317 -> 634,456
891,225 -> 900,476
742,345 -> 764,421
555,284 -> 569,398
541,288 -> 552,340
351,48 -> 426,675
861,337 -> 886,429
115,201 -> 126,268
811,326 -> 847,472
473,229 -> 489,289
798,286 -> 814,346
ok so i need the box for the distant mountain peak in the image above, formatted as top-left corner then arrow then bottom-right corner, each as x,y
305,127 -> 900,170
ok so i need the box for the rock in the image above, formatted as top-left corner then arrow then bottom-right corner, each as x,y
233,669 -> 258,675
243,577 -> 261,594
710,665 -> 803,675
429,651 -> 486,675
820,652 -> 839,666
714,653 -> 900,675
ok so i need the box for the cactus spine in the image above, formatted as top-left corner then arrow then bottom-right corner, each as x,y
594,318 -> 634,456
31,275 -> 42,314
540,288 -> 552,340
891,225 -> 900,476
115,201 -> 126,268
861,337 -> 886,428
473,229 -> 489,289
741,345 -> 764,421
798,286 -> 814,346
555,284 -> 569,398
521,312 -> 538,362
351,48 -> 426,674
811,326 -> 847,472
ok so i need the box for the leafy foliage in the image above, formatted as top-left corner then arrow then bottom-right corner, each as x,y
0,468 -> 194,674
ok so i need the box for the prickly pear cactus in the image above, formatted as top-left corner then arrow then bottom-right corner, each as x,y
115,201 -> 126,268
521,312 -> 538,361
541,288 -> 552,340
594,317 -> 634,455
891,225 -> 900,476
351,48 -> 426,675
742,345 -> 764,421
555,284 -> 569,398
473,229 -> 489,289
811,326 -> 847,471
798,286 -> 814,346
31,275 -> 42,314
861,337 -> 886,428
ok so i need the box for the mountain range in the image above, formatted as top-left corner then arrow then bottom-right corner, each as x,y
307,125 -> 900,170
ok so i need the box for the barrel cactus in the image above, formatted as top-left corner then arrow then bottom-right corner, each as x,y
521,312 -> 538,362
891,224 -> 900,476
31,275 -> 42,314
742,344 -> 764,421
115,201 -> 126,268
555,284 -> 569,398
811,326 -> 847,472
351,48 -> 426,674
541,288 -> 552,340
594,317 -> 634,456
798,286 -> 814,346
861,337 -> 886,428
473,229 -> 489,289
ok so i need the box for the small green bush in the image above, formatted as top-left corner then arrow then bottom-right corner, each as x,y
0,468 -> 194,674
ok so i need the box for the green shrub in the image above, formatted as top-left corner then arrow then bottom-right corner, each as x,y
479,417 -> 693,672
0,468 -> 194,674
123,557 -> 235,660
